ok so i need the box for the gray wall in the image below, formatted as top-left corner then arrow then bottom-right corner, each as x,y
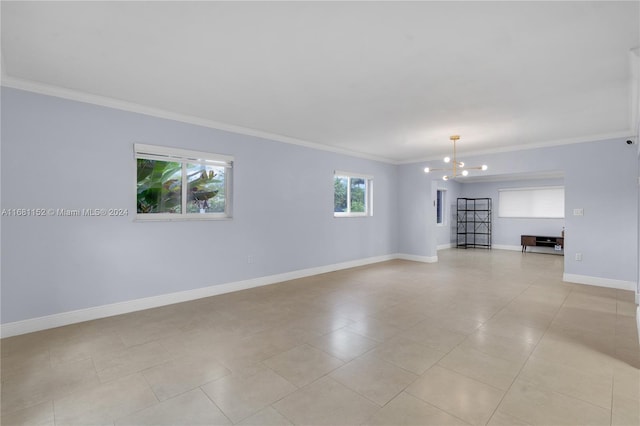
397,164 -> 431,258
460,178 -> 565,250
435,180 -> 461,248
399,140 -> 639,283
1,88 -> 399,324
2,87 -> 639,325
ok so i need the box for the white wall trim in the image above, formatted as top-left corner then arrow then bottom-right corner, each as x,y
3,78 -> 636,167
563,273 -> 636,292
400,130 -> 635,165
492,244 -> 565,255
437,243 -> 453,250
396,253 -> 438,263
492,244 -> 522,251
1,77 -> 394,165
1,253 -> 633,337
1,253 -> 408,338
636,306 -> 639,342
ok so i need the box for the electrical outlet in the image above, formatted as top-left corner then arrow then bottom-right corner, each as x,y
575,253 -> 582,261
573,208 -> 583,216
247,255 -> 254,264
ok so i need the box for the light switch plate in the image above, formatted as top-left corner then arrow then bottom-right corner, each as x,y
573,208 -> 583,216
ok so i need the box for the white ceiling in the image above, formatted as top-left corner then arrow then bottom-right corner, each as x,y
2,1 -> 638,163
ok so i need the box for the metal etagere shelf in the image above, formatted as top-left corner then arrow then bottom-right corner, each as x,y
456,198 -> 492,249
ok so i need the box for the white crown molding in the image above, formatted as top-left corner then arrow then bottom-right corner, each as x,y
0,75 -> 397,165
460,171 -> 565,184
5,76 -> 635,167
399,130 -> 636,165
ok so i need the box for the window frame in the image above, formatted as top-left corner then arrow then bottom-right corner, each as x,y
436,189 -> 446,226
333,170 -> 373,218
498,186 -> 564,219
134,143 -> 233,221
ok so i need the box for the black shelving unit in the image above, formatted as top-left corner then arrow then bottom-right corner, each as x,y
456,198 -> 492,249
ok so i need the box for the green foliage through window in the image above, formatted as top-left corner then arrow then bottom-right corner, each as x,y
334,173 -> 371,216
137,159 -> 182,214
135,144 -> 233,219
186,164 -> 225,213
350,178 -> 365,213
334,177 -> 348,213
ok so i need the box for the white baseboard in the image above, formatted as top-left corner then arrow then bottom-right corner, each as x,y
396,253 -> 438,263
437,243 -> 453,250
4,254 -> 630,338
1,254 -> 398,338
492,244 -> 522,251
563,273 -> 636,292
636,306 -> 640,342
492,244 -> 564,255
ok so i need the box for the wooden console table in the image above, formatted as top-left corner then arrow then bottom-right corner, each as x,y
521,235 -> 564,253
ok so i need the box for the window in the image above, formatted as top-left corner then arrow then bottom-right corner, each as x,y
334,171 -> 373,217
436,189 -> 446,225
135,144 -> 233,220
498,186 -> 564,218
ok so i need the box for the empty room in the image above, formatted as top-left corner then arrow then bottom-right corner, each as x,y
1,1 -> 639,425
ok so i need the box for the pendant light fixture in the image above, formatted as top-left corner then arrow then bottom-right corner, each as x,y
423,135 -> 488,180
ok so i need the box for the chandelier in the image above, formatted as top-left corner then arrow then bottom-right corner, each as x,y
423,135 -> 488,180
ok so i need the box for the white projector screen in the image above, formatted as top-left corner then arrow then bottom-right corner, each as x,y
498,186 -> 564,218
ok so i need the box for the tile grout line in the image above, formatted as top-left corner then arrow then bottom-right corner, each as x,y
482,277 -> 572,425
363,276 -> 536,425
3,251 -> 633,425
343,264 -> 551,423
610,375 -> 615,426
110,370 -> 161,425
251,362 -> 301,425
198,383 -> 236,425
611,290 -> 618,426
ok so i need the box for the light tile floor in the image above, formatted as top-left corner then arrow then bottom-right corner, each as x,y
1,249 -> 639,425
